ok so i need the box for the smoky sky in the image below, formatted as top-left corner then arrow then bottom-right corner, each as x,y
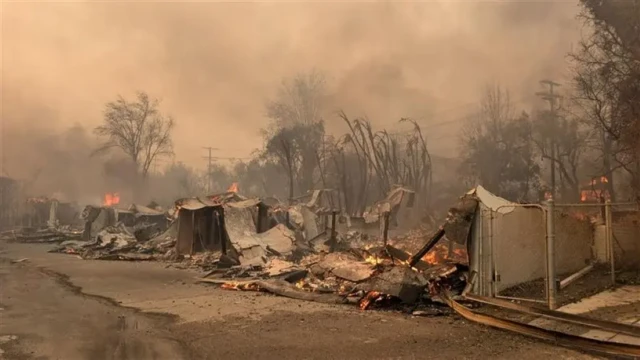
2,0 -> 582,184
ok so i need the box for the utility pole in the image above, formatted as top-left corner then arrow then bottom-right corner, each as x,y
202,147 -> 218,194
536,80 -> 562,199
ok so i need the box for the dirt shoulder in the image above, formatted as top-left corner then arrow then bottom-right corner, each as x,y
0,242 -> 597,360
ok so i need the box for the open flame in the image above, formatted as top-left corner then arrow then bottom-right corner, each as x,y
364,255 -> 384,266
221,282 -> 260,291
422,244 -> 467,265
103,192 -> 120,207
359,291 -> 382,310
227,182 -> 239,193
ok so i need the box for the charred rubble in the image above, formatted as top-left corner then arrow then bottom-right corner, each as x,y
194,191 -> 479,315
2,186 -> 480,315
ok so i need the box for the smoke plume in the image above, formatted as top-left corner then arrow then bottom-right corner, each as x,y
1,0 -> 582,200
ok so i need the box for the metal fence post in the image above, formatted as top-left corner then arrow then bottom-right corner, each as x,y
605,199 -> 615,284
546,199 -> 557,310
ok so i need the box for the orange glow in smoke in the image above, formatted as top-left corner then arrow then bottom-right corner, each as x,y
103,193 -> 120,207
227,182 -> 239,193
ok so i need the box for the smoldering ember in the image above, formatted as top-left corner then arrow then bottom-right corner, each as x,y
2,1 -> 640,359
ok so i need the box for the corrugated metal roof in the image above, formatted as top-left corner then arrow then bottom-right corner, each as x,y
175,197 -> 222,210
467,185 -> 515,214
226,198 -> 261,209
128,203 -> 165,215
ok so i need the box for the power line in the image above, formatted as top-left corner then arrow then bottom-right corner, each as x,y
211,156 -> 252,161
387,95 -> 540,135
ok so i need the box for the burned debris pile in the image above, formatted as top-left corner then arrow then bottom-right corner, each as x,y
49,204 -> 175,261
3,186 -> 480,316
196,192 -> 479,314
50,223 -> 175,261
0,196 -> 84,243
0,226 -> 83,244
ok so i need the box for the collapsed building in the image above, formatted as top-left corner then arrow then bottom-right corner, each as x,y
174,191 -> 294,266
23,197 -> 80,229
81,203 -> 169,241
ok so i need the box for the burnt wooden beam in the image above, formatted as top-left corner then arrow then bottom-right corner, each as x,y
407,227 -> 445,267
329,211 -> 338,252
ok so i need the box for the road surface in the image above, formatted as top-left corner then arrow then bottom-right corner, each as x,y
0,243 -> 596,359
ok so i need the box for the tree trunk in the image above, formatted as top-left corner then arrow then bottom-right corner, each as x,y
288,166 -> 295,205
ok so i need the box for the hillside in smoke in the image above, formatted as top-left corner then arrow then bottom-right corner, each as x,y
1,0 -> 583,200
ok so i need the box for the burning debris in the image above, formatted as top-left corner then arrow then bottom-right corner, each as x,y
103,192 -> 121,207
194,192 -> 479,313
8,186 -> 475,316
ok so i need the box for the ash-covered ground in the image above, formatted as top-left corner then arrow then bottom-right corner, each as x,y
0,242 -> 595,360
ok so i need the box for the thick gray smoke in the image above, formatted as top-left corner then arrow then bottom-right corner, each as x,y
1,0 -> 582,200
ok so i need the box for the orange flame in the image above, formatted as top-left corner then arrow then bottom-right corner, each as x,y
103,193 -> 120,207
359,291 -> 382,310
422,244 -> 468,265
227,182 -> 239,193
220,282 -> 260,291
364,255 -> 384,266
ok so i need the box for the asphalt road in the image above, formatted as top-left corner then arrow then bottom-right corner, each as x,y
0,243 -> 597,360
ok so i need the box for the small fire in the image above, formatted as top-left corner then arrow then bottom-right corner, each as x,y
422,244 -> 468,265
295,279 -> 306,290
227,182 -> 239,193
359,291 -> 382,310
221,282 -> 260,291
425,251 -> 439,264
364,255 -> 384,266
103,192 -> 120,207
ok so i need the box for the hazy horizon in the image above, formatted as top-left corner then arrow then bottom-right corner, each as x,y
2,0 -> 583,197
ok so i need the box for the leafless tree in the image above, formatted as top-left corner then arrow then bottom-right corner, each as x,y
460,85 -> 540,202
529,109 -> 589,201
265,71 -> 327,193
335,112 -> 433,214
94,92 -> 174,179
262,126 -> 303,202
570,0 -> 640,198
266,69 -> 327,127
